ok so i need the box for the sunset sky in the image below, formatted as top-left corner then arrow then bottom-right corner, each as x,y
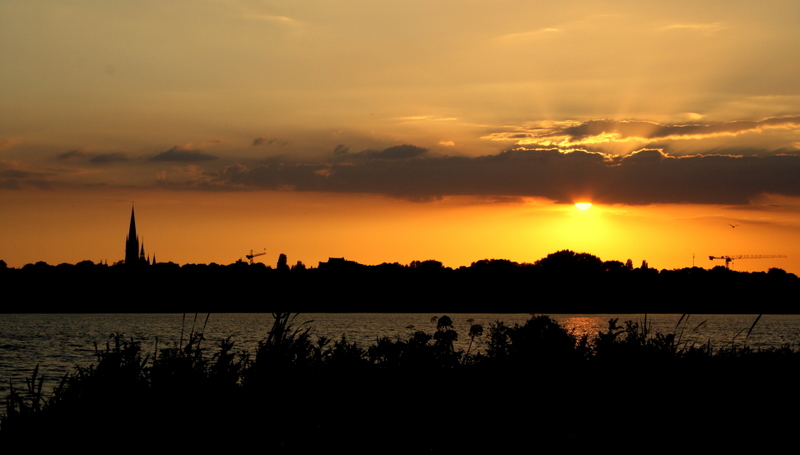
2,1 -> 800,273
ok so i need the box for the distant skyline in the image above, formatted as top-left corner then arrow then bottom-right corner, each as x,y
2,1 -> 800,273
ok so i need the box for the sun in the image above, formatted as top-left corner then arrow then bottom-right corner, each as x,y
574,202 -> 593,211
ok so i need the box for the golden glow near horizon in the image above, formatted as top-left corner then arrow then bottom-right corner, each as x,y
2,2 -> 800,275
1,190 -> 799,274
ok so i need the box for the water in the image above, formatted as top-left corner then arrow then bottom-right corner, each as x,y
2,313 -> 799,398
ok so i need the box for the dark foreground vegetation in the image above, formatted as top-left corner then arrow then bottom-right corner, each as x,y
3,313 -> 799,452
2,250 -> 799,313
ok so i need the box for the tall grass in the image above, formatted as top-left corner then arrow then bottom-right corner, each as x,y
2,312 -> 797,448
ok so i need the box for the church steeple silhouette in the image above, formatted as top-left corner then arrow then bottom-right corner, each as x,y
125,204 -> 150,266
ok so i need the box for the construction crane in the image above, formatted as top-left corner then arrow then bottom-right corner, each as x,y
246,249 -> 266,265
708,255 -> 787,269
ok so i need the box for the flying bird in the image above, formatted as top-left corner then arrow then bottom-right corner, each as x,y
728,223 -> 739,228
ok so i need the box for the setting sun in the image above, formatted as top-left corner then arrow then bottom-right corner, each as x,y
575,203 -> 593,211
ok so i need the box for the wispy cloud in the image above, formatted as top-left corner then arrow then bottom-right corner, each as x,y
484,117 -> 800,150
224,0 -> 301,27
0,161 -> 54,189
494,27 -> 564,41
662,22 -> 726,33
395,115 -> 458,122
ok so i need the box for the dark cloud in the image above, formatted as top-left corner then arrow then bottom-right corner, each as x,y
150,147 -> 218,163
472,196 -> 527,204
366,144 -> 428,160
56,150 -> 130,163
252,137 -> 289,147
188,147 -> 800,205
0,162 -> 54,189
343,144 -> 429,161
90,153 -> 129,163
0,168 -> 40,179
57,150 -> 89,160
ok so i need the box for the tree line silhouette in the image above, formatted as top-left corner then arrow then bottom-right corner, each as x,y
1,250 -> 797,313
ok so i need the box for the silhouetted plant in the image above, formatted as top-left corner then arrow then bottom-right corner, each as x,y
1,365 -> 52,432
513,315 -> 586,363
433,315 -> 460,367
2,334 -> 150,439
326,336 -> 368,370
673,313 -> 709,351
5,312 -> 800,449
368,336 -> 407,368
592,318 -> 691,365
151,331 -> 209,392
482,316 -> 588,367
366,316 -> 462,369
485,320 -> 511,360
208,336 -> 248,388
243,312 -> 323,386
150,313 -> 237,394
73,334 -> 150,396
465,323 -> 484,357
376,331 -> 437,369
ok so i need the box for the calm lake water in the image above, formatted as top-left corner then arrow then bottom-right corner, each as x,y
2,313 -> 799,397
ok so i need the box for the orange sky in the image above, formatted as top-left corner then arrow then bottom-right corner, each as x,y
2,1 -> 800,273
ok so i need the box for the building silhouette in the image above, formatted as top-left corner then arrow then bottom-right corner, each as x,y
125,205 -> 154,266
317,257 -> 362,271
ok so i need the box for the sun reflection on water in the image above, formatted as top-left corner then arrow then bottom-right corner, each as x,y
556,316 -> 607,339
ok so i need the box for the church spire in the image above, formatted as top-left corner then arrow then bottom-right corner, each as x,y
128,204 -> 137,240
125,203 -> 140,265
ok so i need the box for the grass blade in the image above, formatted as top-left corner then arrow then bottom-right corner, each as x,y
744,314 -> 762,345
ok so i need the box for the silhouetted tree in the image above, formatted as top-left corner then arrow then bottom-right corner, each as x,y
768,267 -> 788,277
277,254 -> 289,271
409,260 -> 444,270
535,250 -> 603,274
469,258 -> 519,271
602,260 -> 628,273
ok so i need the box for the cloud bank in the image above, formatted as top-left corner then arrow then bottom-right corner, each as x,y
169,145 -> 800,205
19,118 -> 800,206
